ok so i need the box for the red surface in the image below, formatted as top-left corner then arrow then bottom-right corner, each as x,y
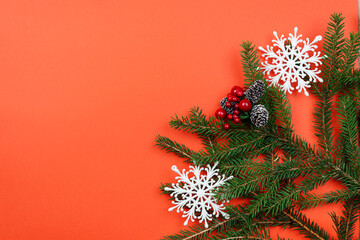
0,1 -> 358,239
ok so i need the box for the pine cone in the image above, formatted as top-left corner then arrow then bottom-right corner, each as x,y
250,104 -> 268,127
245,80 -> 265,104
220,97 -> 234,114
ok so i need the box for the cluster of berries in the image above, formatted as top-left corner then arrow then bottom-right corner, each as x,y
215,80 -> 268,129
215,86 -> 251,129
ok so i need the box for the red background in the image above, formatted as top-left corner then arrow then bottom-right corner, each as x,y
0,1 -> 358,239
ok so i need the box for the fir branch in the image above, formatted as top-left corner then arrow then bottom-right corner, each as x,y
330,164 -> 360,188
336,95 -> 360,168
265,184 -> 300,215
247,179 -> 280,217
272,158 -> 329,181
282,210 -> 333,240
216,172 -> 272,200
298,189 -> 359,210
155,135 -> 194,163
169,107 -> 229,138
330,200 -> 359,240
240,41 -> 265,87
191,132 -> 271,165
313,90 -> 334,159
297,170 -> 337,194
267,85 -> 293,131
341,200 -> 358,240
321,13 -> 345,90
338,32 -> 360,80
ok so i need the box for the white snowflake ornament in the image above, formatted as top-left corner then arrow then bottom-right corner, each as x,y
259,27 -> 323,96
164,162 -> 232,228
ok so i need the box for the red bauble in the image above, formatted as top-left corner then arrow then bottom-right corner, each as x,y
234,109 -> 240,115
225,102 -> 232,107
236,88 -> 244,97
231,86 -> 242,95
227,114 -> 233,120
234,103 -> 239,109
229,96 -> 238,102
215,108 -> 227,119
233,117 -> 241,124
227,93 -> 233,99
223,123 -> 231,130
239,99 -> 252,112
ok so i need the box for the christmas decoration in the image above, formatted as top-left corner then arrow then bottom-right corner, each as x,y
164,162 -> 233,228
239,99 -> 252,112
215,108 -> 227,119
217,81 -> 268,129
157,13 -> 360,240
250,104 -> 269,127
259,27 -> 323,96
220,97 -> 234,114
244,80 -> 265,104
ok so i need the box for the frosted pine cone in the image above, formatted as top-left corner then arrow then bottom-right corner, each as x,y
220,97 -> 234,114
245,80 -> 265,104
250,104 -> 268,127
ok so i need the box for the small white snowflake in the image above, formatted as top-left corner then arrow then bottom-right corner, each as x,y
259,27 -> 323,96
164,162 -> 232,228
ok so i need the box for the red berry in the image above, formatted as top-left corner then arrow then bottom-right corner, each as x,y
223,123 -> 230,130
227,93 -> 233,99
227,114 -> 233,120
234,103 -> 239,109
239,99 -> 252,112
231,86 -> 242,95
228,96 -> 237,102
233,117 -> 241,124
236,88 -> 244,97
215,108 -> 227,119
234,109 -> 240,115
225,102 -> 232,107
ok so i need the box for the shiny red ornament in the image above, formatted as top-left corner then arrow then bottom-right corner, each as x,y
231,86 -> 242,95
233,117 -> 241,124
239,99 -> 252,112
225,102 -> 232,107
229,96 -> 238,102
234,109 -> 240,115
236,88 -> 244,97
215,108 -> 227,119
223,123 -> 231,130
234,103 -> 239,109
227,114 -> 233,120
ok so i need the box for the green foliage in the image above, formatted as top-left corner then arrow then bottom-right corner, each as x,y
157,13 -> 360,240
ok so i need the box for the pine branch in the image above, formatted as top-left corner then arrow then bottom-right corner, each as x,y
298,189 -> 359,210
240,41 -> 266,87
338,32 -> 360,80
330,199 -> 359,240
264,184 -> 300,215
169,107 -> 229,138
155,135 -> 194,163
282,210 -> 333,240
247,179 -> 280,217
336,95 -> 360,168
267,85 -> 293,131
313,90 -> 334,159
321,13 -> 345,90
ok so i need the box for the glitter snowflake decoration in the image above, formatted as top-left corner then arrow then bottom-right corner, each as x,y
259,27 -> 323,96
164,162 -> 233,228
